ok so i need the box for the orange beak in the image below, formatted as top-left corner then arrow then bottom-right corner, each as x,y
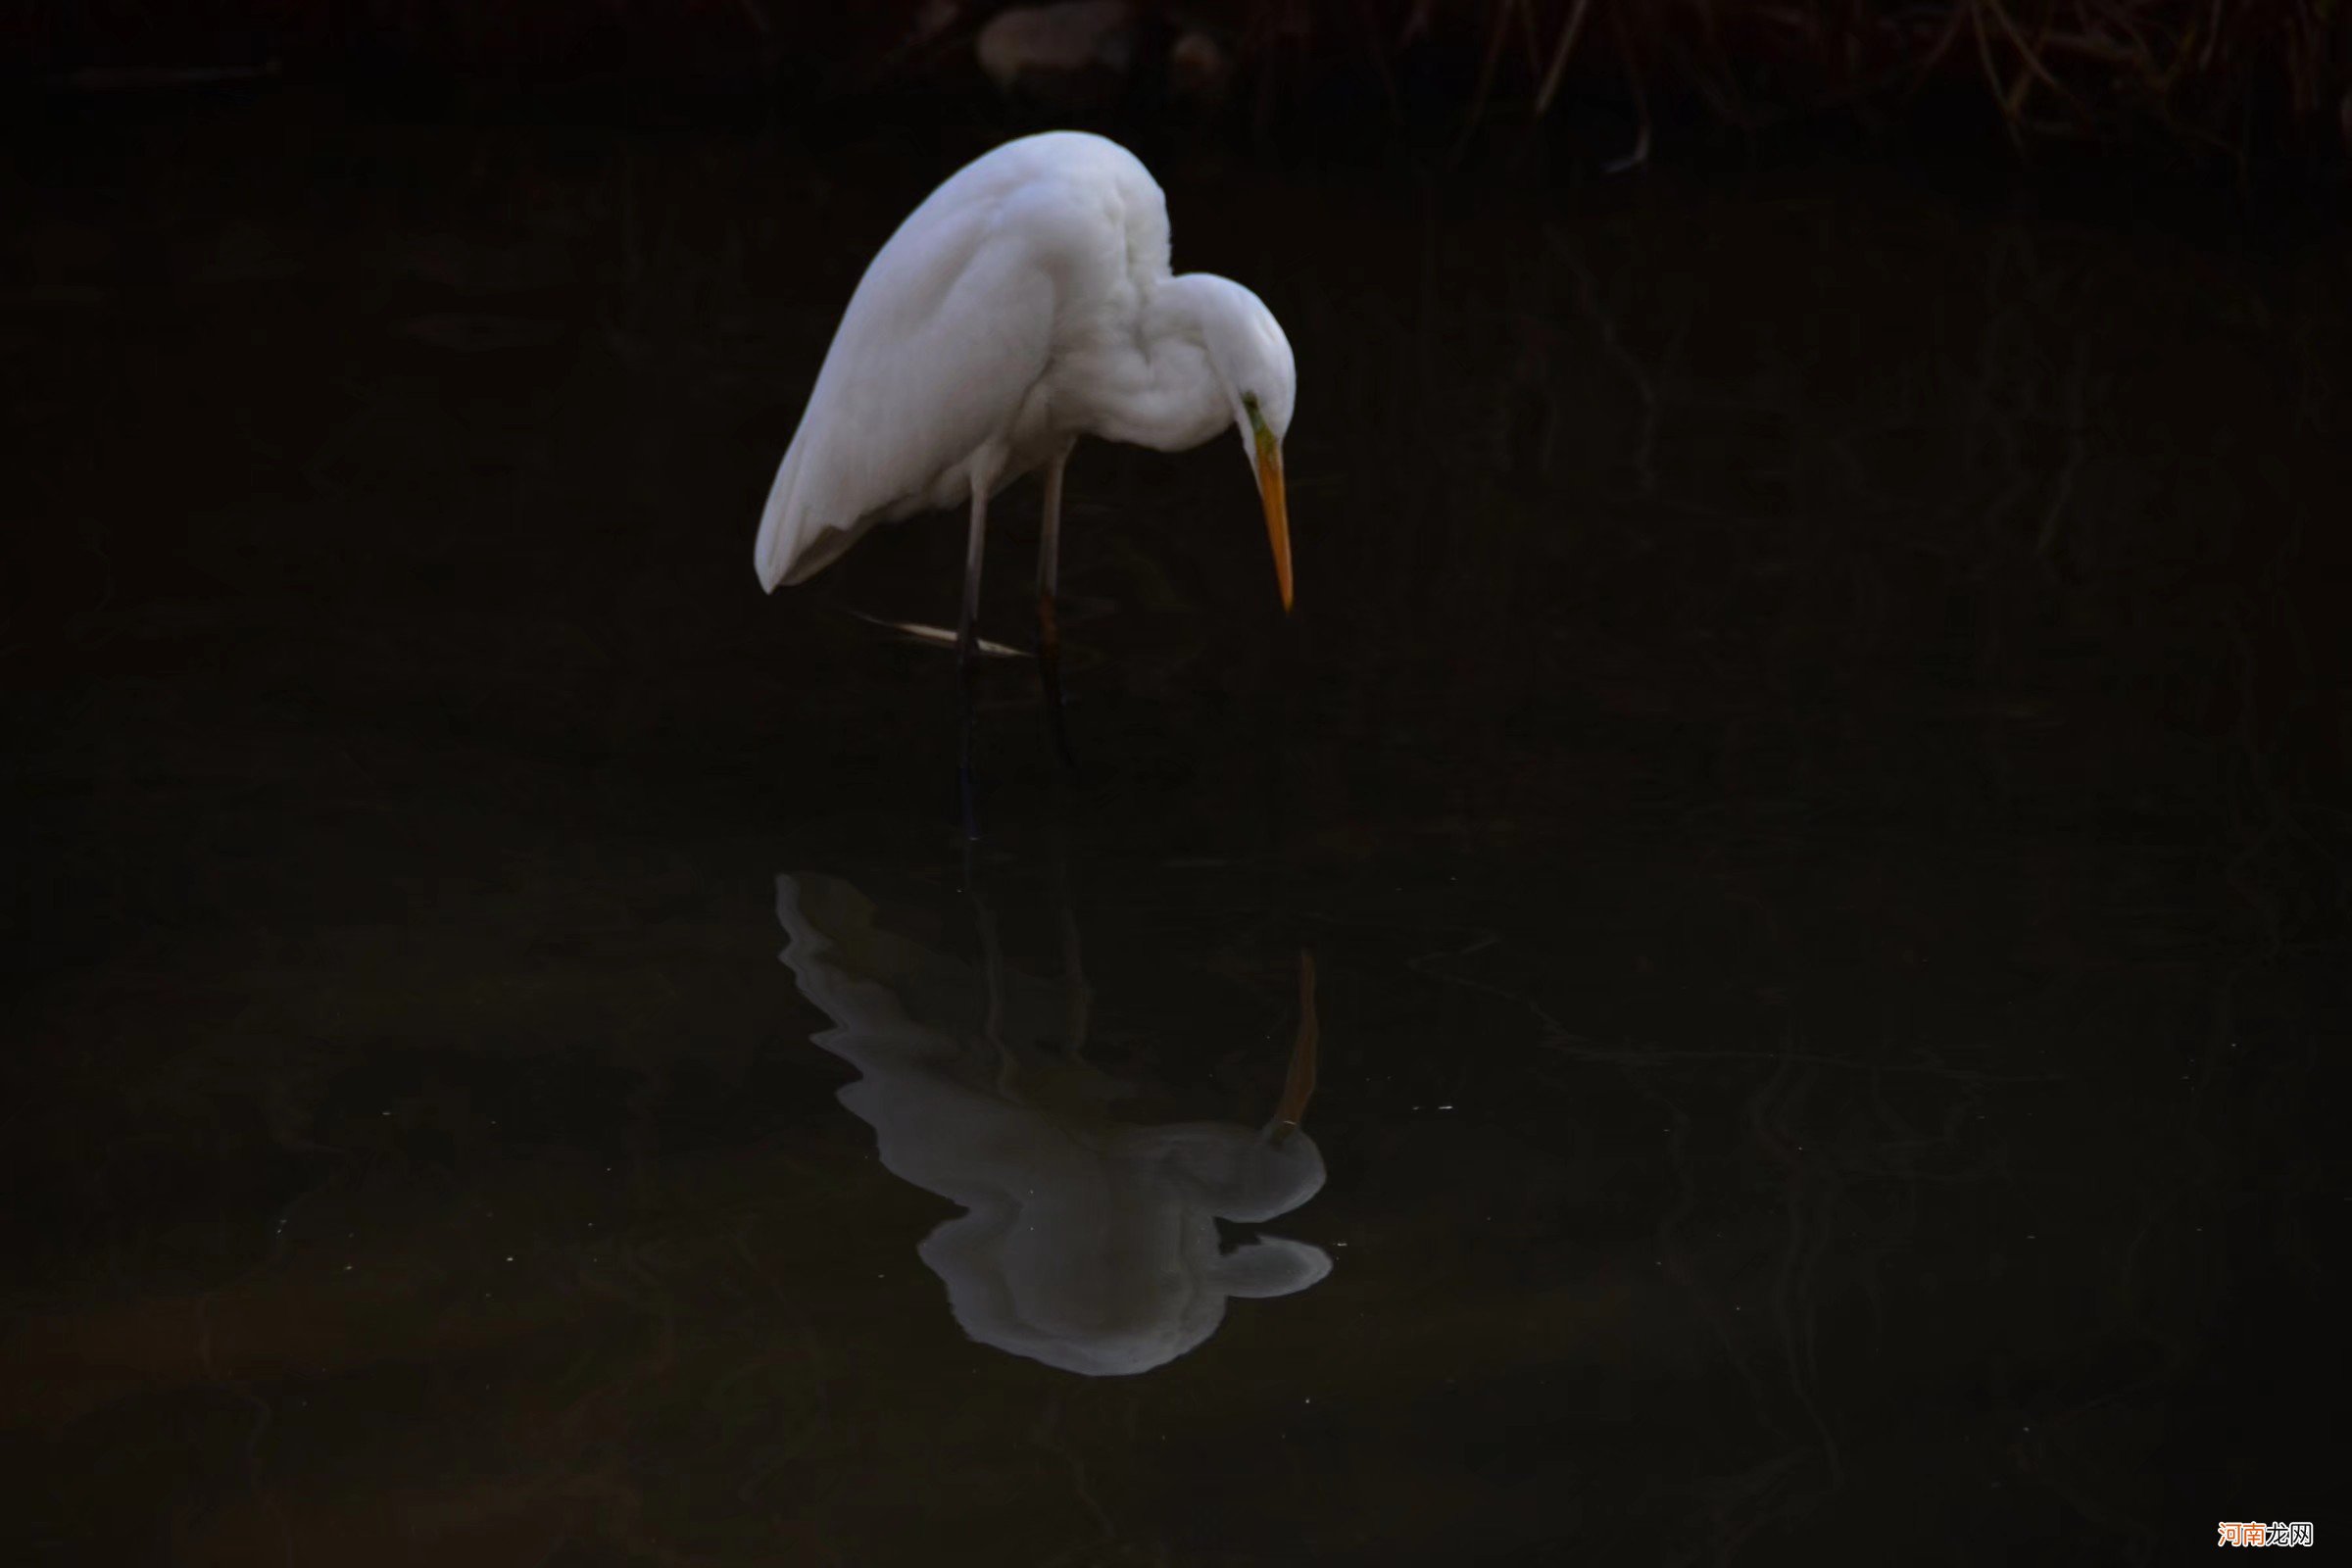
1253,420 -> 1293,613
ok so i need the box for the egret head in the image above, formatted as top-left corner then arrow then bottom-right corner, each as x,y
1191,277 -> 1297,612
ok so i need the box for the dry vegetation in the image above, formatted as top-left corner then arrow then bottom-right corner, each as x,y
1397,0 -> 2352,156
17,0 -> 2351,164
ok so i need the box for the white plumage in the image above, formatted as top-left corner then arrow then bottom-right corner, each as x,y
774,873 -> 1326,1377
754,131 -> 1297,662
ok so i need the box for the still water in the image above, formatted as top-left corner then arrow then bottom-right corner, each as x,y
3,102 -> 2342,1564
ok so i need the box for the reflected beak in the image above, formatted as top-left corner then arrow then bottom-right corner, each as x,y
1269,951 -> 1318,1143
1253,422 -> 1293,613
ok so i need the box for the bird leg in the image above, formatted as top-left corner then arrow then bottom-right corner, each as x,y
957,477 -> 992,840
958,478 -> 991,689
966,838 -> 1023,1100
1036,447 -> 1067,633
957,730 -> 981,843
1268,952 -> 1319,1145
1036,444 -> 1077,769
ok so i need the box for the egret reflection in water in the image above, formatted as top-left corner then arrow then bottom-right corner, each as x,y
774,873 -> 1327,1377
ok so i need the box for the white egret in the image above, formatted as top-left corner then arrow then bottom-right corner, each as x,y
753,130 -> 1297,687
774,873 -> 1324,1377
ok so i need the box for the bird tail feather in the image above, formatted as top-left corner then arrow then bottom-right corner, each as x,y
754,441 -> 809,593
755,439 -> 870,593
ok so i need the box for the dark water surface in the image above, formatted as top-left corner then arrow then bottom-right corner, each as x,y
4,103 -> 2344,1565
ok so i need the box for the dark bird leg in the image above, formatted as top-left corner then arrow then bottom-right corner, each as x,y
962,833 -> 1018,1097
1268,952 -> 1319,1145
957,475 -> 992,840
1036,444 -> 1077,770
959,474 -> 992,690
958,721 -> 980,843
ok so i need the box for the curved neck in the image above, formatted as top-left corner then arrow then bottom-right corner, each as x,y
1081,273 -> 1233,454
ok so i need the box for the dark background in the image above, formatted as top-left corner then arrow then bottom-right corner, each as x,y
3,4 -> 2344,1564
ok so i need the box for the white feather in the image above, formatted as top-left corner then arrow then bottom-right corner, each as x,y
757,132 -> 1172,592
753,131 -> 1298,604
